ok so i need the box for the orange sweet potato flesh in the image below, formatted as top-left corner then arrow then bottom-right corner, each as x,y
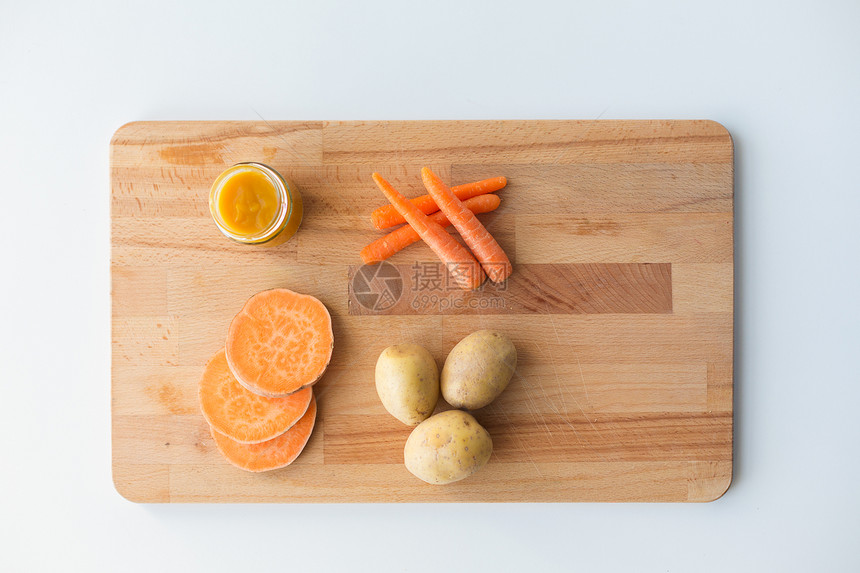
210,393 -> 317,472
199,348 -> 313,444
225,289 -> 334,397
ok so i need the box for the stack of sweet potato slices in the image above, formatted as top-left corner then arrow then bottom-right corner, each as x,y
198,289 -> 333,472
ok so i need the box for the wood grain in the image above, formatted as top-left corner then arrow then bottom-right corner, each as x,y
111,120 -> 733,503
347,263 -> 673,315
324,411 -> 731,465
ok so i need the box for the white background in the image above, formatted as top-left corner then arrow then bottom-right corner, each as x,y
2,1 -> 858,571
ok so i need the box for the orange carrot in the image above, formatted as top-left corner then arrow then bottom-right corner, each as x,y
361,194 -> 501,265
421,167 -> 513,283
371,176 -> 507,230
372,173 -> 486,290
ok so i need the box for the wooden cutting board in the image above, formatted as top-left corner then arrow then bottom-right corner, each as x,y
111,120 -> 733,503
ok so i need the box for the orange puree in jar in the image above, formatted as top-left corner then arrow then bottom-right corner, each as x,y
216,168 -> 279,235
209,163 -> 303,246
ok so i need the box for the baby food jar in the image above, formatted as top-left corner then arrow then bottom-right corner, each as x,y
209,162 -> 303,246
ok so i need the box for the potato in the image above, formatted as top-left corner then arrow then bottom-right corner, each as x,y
441,330 -> 517,410
404,410 -> 492,484
375,343 -> 439,426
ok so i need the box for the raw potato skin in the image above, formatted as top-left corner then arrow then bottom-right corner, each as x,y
441,330 -> 517,410
375,343 -> 440,426
404,410 -> 493,485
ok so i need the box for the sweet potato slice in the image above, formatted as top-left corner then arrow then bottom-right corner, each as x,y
210,393 -> 317,472
199,348 -> 313,444
225,289 -> 334,397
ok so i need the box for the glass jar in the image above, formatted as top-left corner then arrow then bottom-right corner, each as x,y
209,162 -> 303,246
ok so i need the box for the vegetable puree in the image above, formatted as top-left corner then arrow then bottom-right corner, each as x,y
209,162 -> 302,246
216,168 -> 279,235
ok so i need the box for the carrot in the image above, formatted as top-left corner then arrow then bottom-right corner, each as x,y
372,173 -> 486,290
199,348 -> 313,444
371,176 -> 507,230
210,392 -> 317,472
225,289 -> 334,397
360,194 -> 501,265
421,167 -> 513,283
